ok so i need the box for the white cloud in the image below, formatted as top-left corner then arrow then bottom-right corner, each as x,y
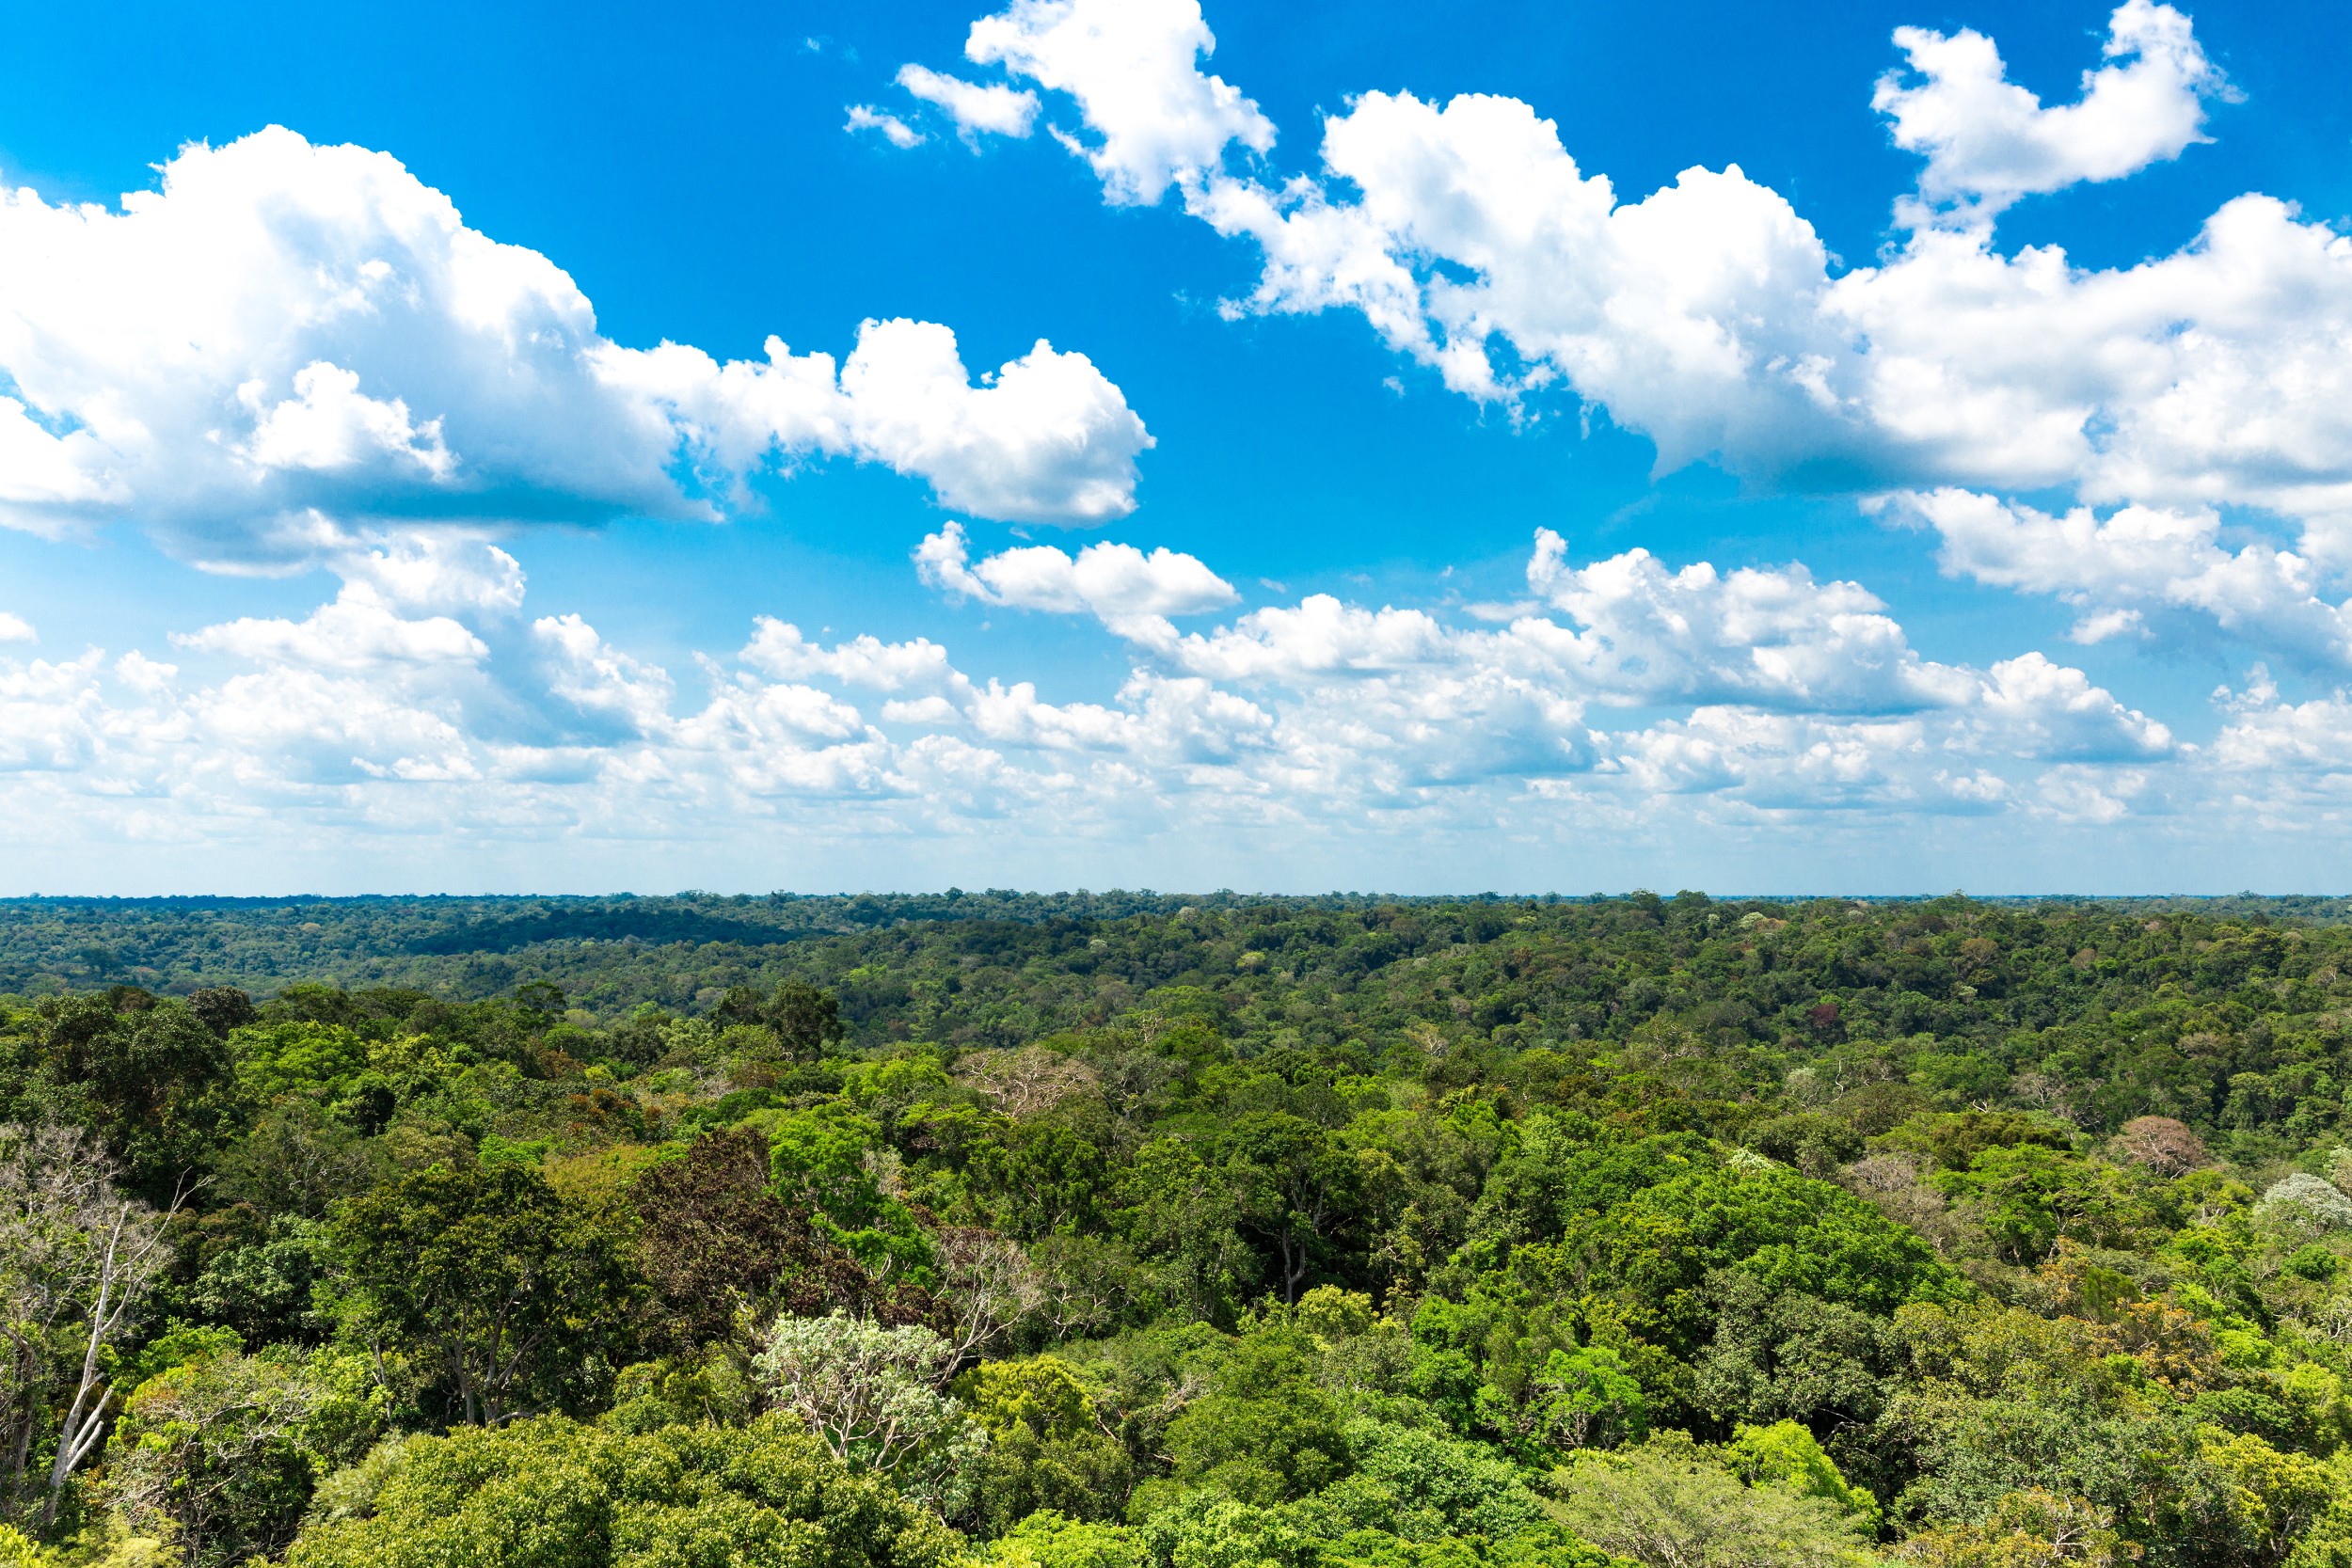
1875,1 -> 2231,223
2208,671 -> 2352,782
1172,595 -> 1452,681
1894,488 -> 2352,668
1975,652 -> 2172,760
847,105 -> 928,149
591,319 -> 1150,527
896,65 -> 1040,142
1185,80 -> 2352,526
1523,530 -> 1975,713
740,620 -> 968,694
0,613 -> 32,644
962,0 -> 1273,203
0,127 -> 1149,566
0,524 -> 2295,879
175,586 -> 486,672
532,614 -> 677,739
239,361 -> 455,479
917,520 -> 1235,643
335,532 -> 527,615
935,0 -> 2352,617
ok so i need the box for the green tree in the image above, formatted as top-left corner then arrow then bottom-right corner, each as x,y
329,1162 -> 639,1426
1161,1328 -> 1352,1507
630,1128 -> 886,1354
2,994 -> 240,1198
955,1357 -> 1135,1535
282,1415 -> 961,1568
1550,1438 -> 1878,1568
1219,1114 -> 1378,1306
1895,1489 -> 2137,1568
103,1344 -> 324,1567
716,983 -> 846,1063
1724,1419 -> 1883,1533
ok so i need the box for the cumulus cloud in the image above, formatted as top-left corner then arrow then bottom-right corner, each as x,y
896,64 -> 1040,142
0,127 -> 1150,566
917,520 -> 1236,644
176,588 -> 487,673
740,620 -> 968,695
335,532 -> 528,615
2209,669 -> 2352,782
917,0 -> 2352,633
0,521 -> 2197,860
1875,1 -> 2231,223
0,613 -> 32,644
962,0 -> 1273,203
1184,83 -> 2352,546
1522,530 -> 1975,713
1893,488 -> 2352,669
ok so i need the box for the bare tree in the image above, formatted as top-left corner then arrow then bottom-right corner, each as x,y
0,1124 -> 183,1525
1838,1152 -> 1971,1258
929,1226 -> 1045,1368
951,1047 -> 1101,1117
2112,1116 -> 2209,1177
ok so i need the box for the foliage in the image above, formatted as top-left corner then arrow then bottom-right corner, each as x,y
328,1161 -> 639,1426
753,1312 -> 983,1513
15,893 -> 2352,1563
280,1415 -> 961,1568
103,1343 -> 324,1566
1550,1437 -> 1879,1568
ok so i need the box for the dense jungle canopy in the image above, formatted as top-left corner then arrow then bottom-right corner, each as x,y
4,891 -> 2352,1567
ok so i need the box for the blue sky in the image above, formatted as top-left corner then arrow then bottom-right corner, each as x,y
3,0 -> 2350,895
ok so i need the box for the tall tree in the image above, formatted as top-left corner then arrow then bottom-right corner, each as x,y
630,1128 -> 891,1352
0,1123 -> 182,1526
330,1163 -> 638,1427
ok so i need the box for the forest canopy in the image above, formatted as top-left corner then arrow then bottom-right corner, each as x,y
2,891 -> 2352,1566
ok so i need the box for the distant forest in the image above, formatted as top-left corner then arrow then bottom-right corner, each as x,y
8,891 -> 2352,1566
8,888 -> 2352,1012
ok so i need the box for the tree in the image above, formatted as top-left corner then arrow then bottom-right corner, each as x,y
6,996 -> 239,1199
281,1415 -> 961,1568
1723,1419 -> 1882,1534
931,1226 -> 1045,1367
0,1123 -> 183,1526
185,990 -> 255,1039
1896,1489 -> 2138,1568
329,1162 -> 638,1427
629,1128 -> 887,1353
715,983 -> 845,1063
1531,1345 -> 1649,1451
104,1346 -> 325,1567
2112,1117 -> 2206,1177
214,1102 -> 381,1224
1218,1114 -> 1374,1306
752,1313 -> 981,1511
982,1510 -> 1149,1568
1161,1328 -> 1352,1507
953,1359 -> 1134,1537
1549,1439 -> 1878,1568
954,1048 -> 1103,1117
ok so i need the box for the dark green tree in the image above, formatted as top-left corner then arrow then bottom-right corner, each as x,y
329,1163 -> 640,1426
716,982 -> 845,1062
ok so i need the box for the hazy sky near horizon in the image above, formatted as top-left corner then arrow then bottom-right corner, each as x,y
5,0 -> 2352,895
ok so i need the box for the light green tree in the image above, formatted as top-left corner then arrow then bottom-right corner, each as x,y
753,1312 -> 983,1512
283,1415 -> 961,1568
1549,1438 -> 1879,1568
